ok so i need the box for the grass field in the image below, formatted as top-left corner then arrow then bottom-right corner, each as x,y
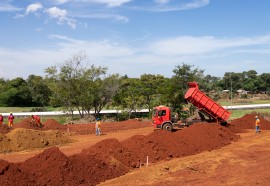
218,99 -> 270,106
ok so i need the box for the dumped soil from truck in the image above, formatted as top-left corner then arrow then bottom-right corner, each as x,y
228,113 -> 270,133
0,123 -> 239,186
0,128 -> 72,153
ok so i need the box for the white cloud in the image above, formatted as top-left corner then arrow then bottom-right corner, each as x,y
182,0 -> 210,10
45,7 -> 67,19
53,0 -> 70,4
48,34 -> 134,57
0,2 -> 22,12
1,34 -> 270,79
50,0 -> 132,7
150,35 -> 270,56
91,0 -> 132,7
35,27 -> 43,32
132,0 -> 210,12
14,3 -> 43,18
155,0 -> 170,5
48,34 -> 80,42
45,7 -> 77,29
74,13 -> 129,23
14,3 -> 78,29
26,3 -> 43,15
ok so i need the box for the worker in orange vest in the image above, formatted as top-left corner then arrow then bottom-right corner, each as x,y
31,115 -> 43,128
8,112 -> 15,128
95,118 -> 101,136
255,116 -> 261,133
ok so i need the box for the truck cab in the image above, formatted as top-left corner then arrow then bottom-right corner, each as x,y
152,105 -> 183,131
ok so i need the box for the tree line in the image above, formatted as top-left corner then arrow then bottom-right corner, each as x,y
0,52 -> 270,118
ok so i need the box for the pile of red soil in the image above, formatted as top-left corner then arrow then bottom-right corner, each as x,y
85,123 -> 239,167
42,119 -> 67,131
15,118 -> 67,131
0,123 -> 239,185
0,124 -> 11,134
228,113 -> 270,133
67,119 -> 151,135
0,147 -> 130,185
14,117 -> 38,130
0,128 -> 72,153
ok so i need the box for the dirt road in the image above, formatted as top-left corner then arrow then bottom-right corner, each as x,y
99,130 -> 270,186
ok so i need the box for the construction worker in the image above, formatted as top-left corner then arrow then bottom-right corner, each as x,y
0,114 -> 3,126
8,112 -> 15,128
31,115 -> 43,128
95,118 -> 101,136
255,116 -> 261,133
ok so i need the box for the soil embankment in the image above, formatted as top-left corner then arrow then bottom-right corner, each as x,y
0,123 -> 239,185
0,128 -> 72,153
0,113 -> 269,185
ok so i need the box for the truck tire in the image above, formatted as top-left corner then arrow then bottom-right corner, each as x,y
163,123 -> 173,132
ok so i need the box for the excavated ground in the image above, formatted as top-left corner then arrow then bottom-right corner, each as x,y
0,113 -> 269,185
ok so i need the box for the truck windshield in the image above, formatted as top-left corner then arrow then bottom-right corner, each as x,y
158,110 -> 166,116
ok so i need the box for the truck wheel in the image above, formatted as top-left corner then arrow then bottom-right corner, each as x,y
163,123 -> 173,132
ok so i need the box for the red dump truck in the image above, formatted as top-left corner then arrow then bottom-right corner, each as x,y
152,82 -> 231,131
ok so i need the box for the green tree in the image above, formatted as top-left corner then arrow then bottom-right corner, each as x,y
140,74 -> 166,115
44,52 -> 111,118
258,73 -> 270,93
113,77 -> 143,118
2,78 -> 32,106
222,72 -> 244,91
201,75 -> 222,92
242,70 -> 259,92
164,63 -> 204,112
27,75 -> 51,106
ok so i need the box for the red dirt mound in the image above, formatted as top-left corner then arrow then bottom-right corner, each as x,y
120,123 -> 239,166
0,146 -> 130,186
0,128 -> 72,153
0,160 -> 34,185
19,147 -> 76,185
42,119 -> 67,131
69,148 -> 130,185
228,113 -> 270,133
0,124 -> 11,134
81,138 -> 135,168
14,117 -> 43,130
80,123 -> 239,168
15,118 -> 67,131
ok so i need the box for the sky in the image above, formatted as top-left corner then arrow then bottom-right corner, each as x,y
1,0 -> 270,79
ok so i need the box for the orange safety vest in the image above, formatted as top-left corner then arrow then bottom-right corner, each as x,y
95,121 -> 101,129
255,119 -> 260,126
